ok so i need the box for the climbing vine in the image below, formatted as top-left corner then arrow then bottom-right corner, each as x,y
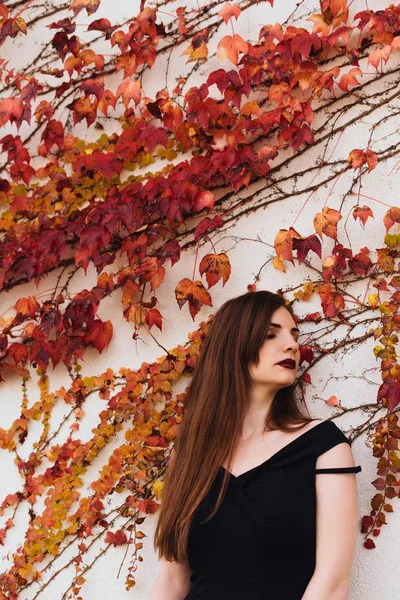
1,0 -> 400,596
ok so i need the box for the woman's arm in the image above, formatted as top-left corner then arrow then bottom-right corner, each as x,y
149,555 -> 192,600
301,442 -> 360,600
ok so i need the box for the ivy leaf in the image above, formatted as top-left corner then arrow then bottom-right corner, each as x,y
348,149 -> 377,171
137,499 -> 159,514
314,207 -> 342,239
67,97 -> 98,127
194,190 -> 215,212
348,247 -> 373,276
217,34 -> 249,64
47,18 -> 76,34
175,278 -> 212,320
194,215 -> 224,242
15,296 -> 40,317
292,234 -> 322,264
218,3 -> 241,25
7,343 -> 29,365
0,98 -> 23,127
104,529 -> 128,546
116,78 -> 141,107
70,0 -> 101,17
199,253 -> 231,289
377,376 -> 400,412
383,207 -> 400,233
38,119 -> 64,156
368,44 -> 391,70
338,66 -> 362,91
85,320 -> 113,353
35,100 -> 54,123
181,28 -> 210,63
98,89 -> 117,116
353,205 -> 374,227
87,18 -> 118,39
145,308 -> 163,331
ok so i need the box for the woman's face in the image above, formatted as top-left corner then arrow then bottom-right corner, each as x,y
248,306 -> 301,389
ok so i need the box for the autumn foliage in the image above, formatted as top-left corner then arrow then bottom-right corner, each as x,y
1,0 -> 400,596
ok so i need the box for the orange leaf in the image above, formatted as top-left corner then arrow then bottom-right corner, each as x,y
338,67 -> 362,92
199,253 -> 231,288
35,100 -> 54,123
217,34 -> 249,64
326,395 -> 340,406
274,227 -> 301,263
218,2 -> 241,24
70,0 -> 100,17
365,149 -> 378,170
313,207 -> 342,239
175,278 -> 212,320
383,207 -> 400,233
307,14 -> 330,37
116,78 -> 141,107
15,296 -> 40,317
181,41 -> 208,63
98,89 -> 116,116
368,44 -> 391,70
353,205 -> 374,227
268,82 -> 290,104
348,148 -> 365,169
137,499 -> 159,514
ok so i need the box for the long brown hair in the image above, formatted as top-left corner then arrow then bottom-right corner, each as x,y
153,289 -> 314,562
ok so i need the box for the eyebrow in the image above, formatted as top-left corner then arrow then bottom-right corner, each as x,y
269,322 -> 300,333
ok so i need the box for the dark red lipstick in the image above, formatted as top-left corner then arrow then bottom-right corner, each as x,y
276,359 -> 296,369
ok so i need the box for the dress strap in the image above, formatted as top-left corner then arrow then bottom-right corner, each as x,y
315,465 -> 361,474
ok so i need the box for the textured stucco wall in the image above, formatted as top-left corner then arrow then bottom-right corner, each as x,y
0,0 -> 399,598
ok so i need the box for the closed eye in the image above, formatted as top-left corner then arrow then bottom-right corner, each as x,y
266,333 -> 300,342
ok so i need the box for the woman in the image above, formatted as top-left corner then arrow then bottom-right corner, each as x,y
150,290 -> 361,600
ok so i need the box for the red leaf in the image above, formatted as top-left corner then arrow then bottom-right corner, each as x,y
137,499 -> 159,514
39,119 -> 64,155
85,320 -> 113,353
353,205 -> 374,227
377,377 -> 400,412
7,343 -> 29,365
87,18 -> 117,39
194,215 -> 224,242
145,308 -> 163,331
104,529 -> 128,546
292,234 -> 322,264
194,190 -> 215,212
0,98 -> 23,127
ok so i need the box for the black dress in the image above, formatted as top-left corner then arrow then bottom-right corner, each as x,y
185,419 -> 362,600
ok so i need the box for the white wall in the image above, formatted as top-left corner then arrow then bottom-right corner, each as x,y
0,0 -> 399,598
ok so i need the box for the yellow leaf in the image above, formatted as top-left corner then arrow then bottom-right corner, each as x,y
272,255 -> 286,272
368,293 -> 379,308
152,480 -> 164,499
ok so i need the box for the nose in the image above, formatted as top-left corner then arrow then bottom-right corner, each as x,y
285,338 -> 299,353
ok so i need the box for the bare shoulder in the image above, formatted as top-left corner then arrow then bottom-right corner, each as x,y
308,418 -> 324,430
287,418 -> 324,432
